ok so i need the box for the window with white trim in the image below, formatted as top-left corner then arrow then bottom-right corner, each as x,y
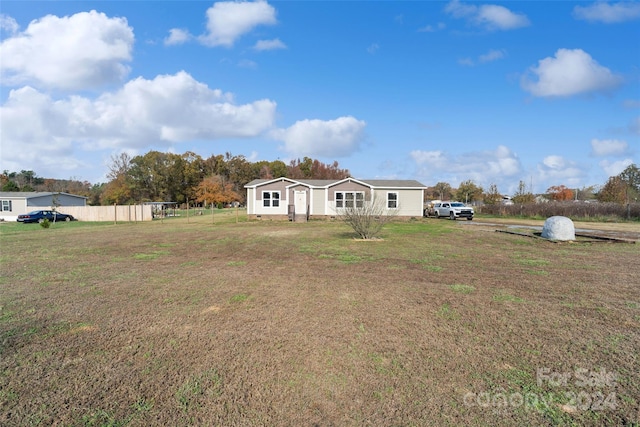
262,191 -> 280,207
387,192 -> 398,209
1,200 -> 11,212
335,191 -> 364,208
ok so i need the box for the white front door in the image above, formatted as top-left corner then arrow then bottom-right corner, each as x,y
294,191 -> 307,215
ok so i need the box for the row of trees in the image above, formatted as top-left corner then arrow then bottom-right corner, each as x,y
424,164 -> 639,206
101,151 -> 350,206
1,151 -> 351,207
3,153 -> 637,207
1,170 -> 100,203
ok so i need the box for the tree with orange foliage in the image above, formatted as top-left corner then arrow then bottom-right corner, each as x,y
195,175 -> 240,207
546,185 -> 574,201
100,174 -> 133,205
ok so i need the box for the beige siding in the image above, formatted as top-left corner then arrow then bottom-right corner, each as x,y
246,188 -> 255,214
373,188 -> 424,217
288,184 -> 308,204
246,178 -> 425,220
327,181 -> 371,201
311,188 -> 326,215
326,182 -> 372,216
253,181 -> 289,216
0,198 -> 27,221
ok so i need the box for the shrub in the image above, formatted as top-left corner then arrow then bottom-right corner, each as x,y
39,219 -> 50,229
338,196 -> 398,239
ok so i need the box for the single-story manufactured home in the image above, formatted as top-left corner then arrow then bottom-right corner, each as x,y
245,177 -> 426,221
0,192 -> 87,221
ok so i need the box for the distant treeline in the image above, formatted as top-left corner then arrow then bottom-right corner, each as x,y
2,151 -> 351,206
3,154 -> 638,213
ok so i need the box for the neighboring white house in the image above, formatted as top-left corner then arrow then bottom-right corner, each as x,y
0,192 -> 87,221
245,177 -> 426,221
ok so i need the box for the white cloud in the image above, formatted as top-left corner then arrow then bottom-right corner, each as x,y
165,28 -> 191,46
0,14 -> 19,35
418,22 -> 446,32
459,48 -> 506,66
476,4 -> 531,30
247,151 -> 259,162
591,138 -> 629,156
0,72 -> 277,176
543,155 -> 567,169
537,155 -> 585,188
238,59 -> 258,68
410,150 -> 447,168
599,158 -> 634,176
254,38 -> 286,51
199,0 -> 277,47
573,1 -> 640,23
411,145 -> 521,188
367,43 -> 379,54
273,116 -> 366,158
479,49 -> 506,63
458,57 -> 475,67
444,0 -> 530,31
521,48 -> 622,97
0,11 -> 134,91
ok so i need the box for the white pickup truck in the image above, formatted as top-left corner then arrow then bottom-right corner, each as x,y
432,201 -> 474,220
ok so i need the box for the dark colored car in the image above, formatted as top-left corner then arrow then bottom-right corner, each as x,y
17,210 -> 75,223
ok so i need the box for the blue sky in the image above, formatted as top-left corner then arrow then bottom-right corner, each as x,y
1,1 -> 638,195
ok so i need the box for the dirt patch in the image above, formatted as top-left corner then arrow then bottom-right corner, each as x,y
200,305 -> 221,314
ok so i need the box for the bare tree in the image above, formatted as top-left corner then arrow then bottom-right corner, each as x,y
107,152 -> 132,181
338,196 -> 398,239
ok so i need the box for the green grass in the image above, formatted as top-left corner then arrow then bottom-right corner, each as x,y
449,284 -> 476,294
229,293 -> 249,303
437,303 -> 460,320
385,221 -> 453,236
133,250 -> 170,260
176,370 -> 222,412
493,290 -> 525,303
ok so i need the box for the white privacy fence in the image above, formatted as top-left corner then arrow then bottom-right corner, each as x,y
40,205 -> 154,222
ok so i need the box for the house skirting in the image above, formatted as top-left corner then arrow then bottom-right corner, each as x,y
247,214 -> 420,221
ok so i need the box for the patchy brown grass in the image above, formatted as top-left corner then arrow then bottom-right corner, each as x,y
1,214 -> 639,426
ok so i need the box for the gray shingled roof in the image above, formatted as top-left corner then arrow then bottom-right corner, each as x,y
245,178 -> 426,188
0,192 -> 88,199
358,179 -> 426,188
